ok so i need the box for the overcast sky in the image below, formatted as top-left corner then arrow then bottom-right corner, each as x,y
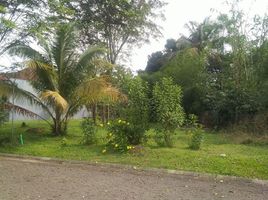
128,0 -> 268,72
1,0 -> 267,73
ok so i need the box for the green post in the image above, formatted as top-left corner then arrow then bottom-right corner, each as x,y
19,134 -> 24,145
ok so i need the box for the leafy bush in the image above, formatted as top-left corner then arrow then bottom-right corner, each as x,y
189,132 -> 203,150
186,114 -> 204,150
154,130 -> 175,147
118,77 -> 150,143
80,118 -> 97,145
21,122 -> 27,128
153,77 -> 185,147
105,119 -> 136,153
185,114 -> 199,128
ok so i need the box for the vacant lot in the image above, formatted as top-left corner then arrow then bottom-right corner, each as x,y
0,156 -> 268,200
0,120 -> 268,179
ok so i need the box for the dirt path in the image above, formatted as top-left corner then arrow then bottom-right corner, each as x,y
0,156 -> 267,200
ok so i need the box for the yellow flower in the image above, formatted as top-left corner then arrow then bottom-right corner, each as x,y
109,133 -> 112,137
127,146 -> 131,150
99,123 -> 103,127
115,144 -> 119,148
127,122 -> 130,125
102,149 -> 106,153
107,122 -> 110,125
118,119 -> 122,123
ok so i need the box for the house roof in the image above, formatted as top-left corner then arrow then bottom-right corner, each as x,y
0,74 -> 8,80
1,68 -> 34,81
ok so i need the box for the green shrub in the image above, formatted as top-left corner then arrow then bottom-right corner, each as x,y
189,132 -> 203,150
185,114 -> 199,128
118,77 -> 149,143
105,119 -> 136,153
153,77 -> 185,147
21,122 -> 27,128
154,130 -> 175,147
80,118 -> 97,145
186,114 -> 204,150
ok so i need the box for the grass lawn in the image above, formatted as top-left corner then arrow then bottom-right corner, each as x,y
0,120 -> 268,180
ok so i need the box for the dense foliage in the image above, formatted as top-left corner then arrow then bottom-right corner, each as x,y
141,1 -> 268,132
115,76 -> 150,143
106,119 -> 135,152
80,118 -> 97,145
153,77 -> 185,147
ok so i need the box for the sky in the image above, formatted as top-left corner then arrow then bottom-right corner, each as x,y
128,0 -> 268,72
1,0 -> 267,73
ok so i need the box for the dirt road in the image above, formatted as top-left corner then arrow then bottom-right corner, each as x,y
0,156 -> 267,200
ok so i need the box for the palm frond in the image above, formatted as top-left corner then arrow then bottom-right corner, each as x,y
4,103 -> 40,119
40,90 -> 68,112
4,102 -> 52,125
26,60 -> 53,71
0,80 -> 13,97
8,43 -> 47,61
26,60 -> 58,90
76,76 -> 126,104
0,79 -> 54,119
52,23 -> 77,74
76,76 -> 109,99
99,86 -> 127,103
76,47 -> 105,73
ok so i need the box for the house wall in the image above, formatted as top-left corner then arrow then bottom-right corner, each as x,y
9,79 -> 90,120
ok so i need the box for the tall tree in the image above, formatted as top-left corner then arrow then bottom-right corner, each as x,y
0,0 -> 45,57
72,0 -> 166,64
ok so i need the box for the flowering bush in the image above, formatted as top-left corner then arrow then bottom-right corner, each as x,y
104,119 -> 136,153
117,77 -> 149,143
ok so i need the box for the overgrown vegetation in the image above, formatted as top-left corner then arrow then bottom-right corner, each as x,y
141,1 -> 268,133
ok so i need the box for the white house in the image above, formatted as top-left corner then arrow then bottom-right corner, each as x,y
7,72 -> 89,120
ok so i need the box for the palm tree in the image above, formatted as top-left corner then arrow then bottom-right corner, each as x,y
2,23 -> 108,135
184,18 -> 221,51
79,77 -> 127,124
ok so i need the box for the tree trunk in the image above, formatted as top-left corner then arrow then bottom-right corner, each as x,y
52,109 -> 63,136
101,104 -> 106,124
107,104 -> 110,122
91,104 -> 97,124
